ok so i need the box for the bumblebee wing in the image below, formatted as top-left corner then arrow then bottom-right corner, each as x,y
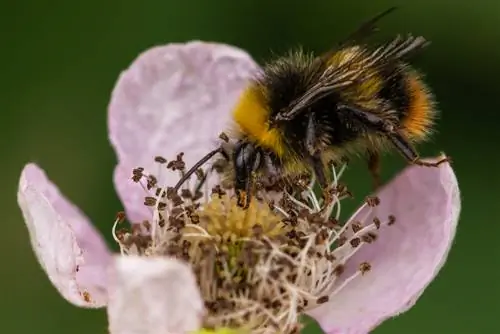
278,35 -> 429,121
320,6 -> 398,61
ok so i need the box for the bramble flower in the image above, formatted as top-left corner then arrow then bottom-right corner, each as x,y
17,41 -> 460,334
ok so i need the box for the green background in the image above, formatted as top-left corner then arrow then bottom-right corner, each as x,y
2,0 -> 498,333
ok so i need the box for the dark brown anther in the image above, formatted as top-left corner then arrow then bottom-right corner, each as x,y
142,220 -> 151,231
171,207 -> 184,216
366,232 -> 378,242
325,253 -> 336,261
326,218 -> 339,229
82,291 -> 92,303
171,194 -> 184,207
334,264 -> 345,276
165,187 -> 176,199
181,189 -> 192,199
211,185 -> 226,197
131,167 -> 144,182
283,215 -> 298,227
351,221 -> 362,233
286,229 -> 298,240
361,234 -> 373,243
144,196 -> 157,206
190,213 -> 200,224
316,295 -> 329,304
349,237 -> 361,248
132,167 -> 144,174
154,156 -> 167,164
146,175 -> 158,190
359,262 -> 372,274
219,132 -> 230,142
388,214 -> 396,225
315,229 -> 329,245
336,183 -> 347,195
269,270 -> 280,280
166,153 -> 186,171
290,323 -> 302,334
157,202 -> 167,210
373,217 -> 381,229
308,212 -> 324,225
365,196 -> 380,207
115,211 -> 126,221
337,236 -> 347,246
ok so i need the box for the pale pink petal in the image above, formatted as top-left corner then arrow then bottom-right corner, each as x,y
107,256 -> 204,334
108,41 -> 259,222
307,158 -> 460,333
17,163 -> 111,307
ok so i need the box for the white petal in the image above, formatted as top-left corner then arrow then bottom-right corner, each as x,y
307,160 -> 460,333
17,163 -> 111,307
107,256 -> 204,334
108,41 -> 259,222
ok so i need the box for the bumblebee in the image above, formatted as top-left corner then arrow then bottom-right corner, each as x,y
175,7 -> 448,207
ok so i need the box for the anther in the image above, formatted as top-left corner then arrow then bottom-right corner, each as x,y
359,262 -> 372,274
388,214 -> 396,225
154,156 -> 168,164
365,196 -> 380,207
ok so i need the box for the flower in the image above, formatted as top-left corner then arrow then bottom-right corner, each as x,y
17,41 -> 460,334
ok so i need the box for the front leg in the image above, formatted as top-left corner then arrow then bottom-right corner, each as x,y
305,113 -> 328,189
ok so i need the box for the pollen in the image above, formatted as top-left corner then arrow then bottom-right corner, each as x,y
196,195 -> 287,241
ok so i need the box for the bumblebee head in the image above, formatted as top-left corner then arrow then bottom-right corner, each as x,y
232,139 -> 263,194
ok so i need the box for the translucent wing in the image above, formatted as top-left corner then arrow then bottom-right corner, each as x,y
277,34 -> 429,121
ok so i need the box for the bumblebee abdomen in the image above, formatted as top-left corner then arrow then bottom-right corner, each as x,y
379,65 -> 437,141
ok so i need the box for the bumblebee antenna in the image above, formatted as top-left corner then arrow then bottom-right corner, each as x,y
173,147 -> 225,192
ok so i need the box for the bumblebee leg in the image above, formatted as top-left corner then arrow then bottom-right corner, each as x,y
307,152 -> 333,205
235,149 -> 262,209
387,131 -> 450,167
367,150 -> 381,190
305,113 -> 318,156
338,104 -> 450,169
413,156 -> 451,167
309,153 -> 327,189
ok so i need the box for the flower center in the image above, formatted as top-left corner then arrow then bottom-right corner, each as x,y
112,153 -> 396,334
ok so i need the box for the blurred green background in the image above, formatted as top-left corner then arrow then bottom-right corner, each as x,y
2,0 -> 499,333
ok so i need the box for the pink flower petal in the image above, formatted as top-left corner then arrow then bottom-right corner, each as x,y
107,256 -> 204,334
307,158 -> 460,333
17,163 -> 111,307
108,41 -> 259,222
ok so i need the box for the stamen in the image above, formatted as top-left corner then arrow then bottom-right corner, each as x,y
111,153 -> 396,334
